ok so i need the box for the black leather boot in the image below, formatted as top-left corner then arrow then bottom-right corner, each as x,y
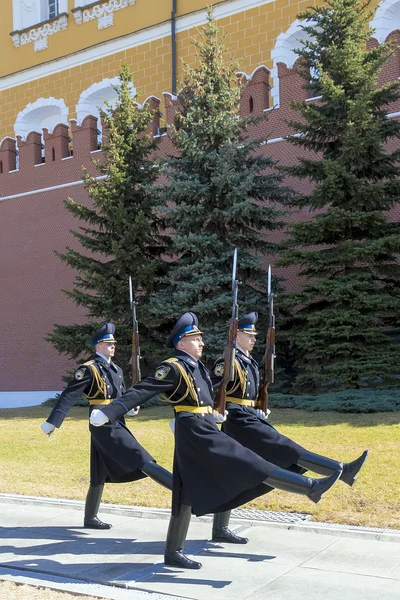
341,450 -> 369,486
264,468 -> 341,504
212,511 -> 248,544
164,504 -> 202,569
297,450 -> 369,487
141,461 -> 173,490
84,485 -> 112,529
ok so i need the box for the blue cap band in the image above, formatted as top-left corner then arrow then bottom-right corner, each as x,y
92,333 -> 115,345
172,325 -> 197,347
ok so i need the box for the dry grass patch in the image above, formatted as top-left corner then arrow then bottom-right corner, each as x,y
0,581 -> 102,599
0,405 -> 398,529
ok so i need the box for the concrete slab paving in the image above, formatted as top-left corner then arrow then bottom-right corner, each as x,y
247,568 -> 400,600
0,495 -> 399,600
303,537 -> 400,580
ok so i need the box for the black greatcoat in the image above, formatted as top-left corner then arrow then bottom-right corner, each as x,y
212,347 -> 306,473
46,354 -> 153,486
100,350 -> 288,517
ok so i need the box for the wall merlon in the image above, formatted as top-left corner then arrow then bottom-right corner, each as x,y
1,45 -> 400,193
71,114 -> 99,156
0,137 -> 17,173
17,131 -> 43,169
44,124 -> 70,161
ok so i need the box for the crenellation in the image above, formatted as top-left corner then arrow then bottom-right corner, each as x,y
0,137 -> 17,172
17,131 -> 43,169
1,47 -> 400,188
43,123 -> 70,161
71,114 -> 99,157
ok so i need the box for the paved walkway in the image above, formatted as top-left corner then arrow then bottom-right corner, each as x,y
0,494 -> 399,600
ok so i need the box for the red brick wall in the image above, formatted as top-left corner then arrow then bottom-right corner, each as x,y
1,45 -> 399,391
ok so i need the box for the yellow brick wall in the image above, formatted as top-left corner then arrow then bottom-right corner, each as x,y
0,0 -> 382,140
0,0 -> 208,78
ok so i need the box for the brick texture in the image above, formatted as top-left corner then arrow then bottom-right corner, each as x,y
0,34 -> 399,391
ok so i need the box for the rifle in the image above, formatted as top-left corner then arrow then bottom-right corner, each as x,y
214,248 -> 240,416
257,265 -> 276,413
129,276 -> 141,385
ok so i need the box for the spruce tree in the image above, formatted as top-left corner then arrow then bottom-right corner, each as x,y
152,9 -> 290,358
48,65 -> 167,376
278,0 -> 400,389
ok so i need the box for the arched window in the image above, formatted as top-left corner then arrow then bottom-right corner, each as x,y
271,20 -> 313,107
76,77 -> 136,141
14,97 -> 68,140
370,0 -> 400,43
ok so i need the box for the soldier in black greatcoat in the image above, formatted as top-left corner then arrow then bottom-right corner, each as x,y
90,313 -> 341,569
41,323 -> 172,529
211,312 -> 369,545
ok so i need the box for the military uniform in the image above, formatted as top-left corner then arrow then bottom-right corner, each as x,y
98,347 -> 285,517
212,312 -> 368,491
212,346 -> 306,473
93,313 -> 342,569
47,353 -> 153,486
44,322 -> 172,529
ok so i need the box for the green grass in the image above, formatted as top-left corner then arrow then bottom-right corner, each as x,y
1,405 -> 399,529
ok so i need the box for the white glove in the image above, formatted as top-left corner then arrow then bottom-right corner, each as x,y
213,409 -> 227,424
41,422 -> 55,436
126,407 -> 140,417
256,408 -> 271,420
169,420 -> 175,434
90,409 -> 110,426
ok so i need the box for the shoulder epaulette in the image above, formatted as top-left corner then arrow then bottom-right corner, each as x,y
158,357 -> 199,405
81,360 -> 106,400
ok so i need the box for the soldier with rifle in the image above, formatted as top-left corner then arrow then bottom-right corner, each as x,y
89,254 -> 342,569
41,283 -> 173,529
211,265 -> 369,545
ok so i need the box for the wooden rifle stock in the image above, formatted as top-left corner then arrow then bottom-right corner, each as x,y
257,265 -> 275,413
214,318 -> 238,415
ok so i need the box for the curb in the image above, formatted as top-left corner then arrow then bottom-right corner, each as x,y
0,567 -> 190,600
1,493 -> 399,543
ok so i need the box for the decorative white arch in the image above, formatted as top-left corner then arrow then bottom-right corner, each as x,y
370,0 -> 400,43
270,20 -> 312,107
76,77 -> 136,125
14,97 -> 68,140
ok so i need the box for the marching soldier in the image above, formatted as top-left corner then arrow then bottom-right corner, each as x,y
41,323 -> 172,529
211,312 -> 369,544
90,313 -> 341,569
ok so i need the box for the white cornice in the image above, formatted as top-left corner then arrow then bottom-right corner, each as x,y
0,0 -> 273,92
11,13 -> 68,52
73,0 -> 136,30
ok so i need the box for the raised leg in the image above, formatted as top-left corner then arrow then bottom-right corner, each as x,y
264,468 -> 341,504
141,461 -> 173,490
297,450 -> 369,486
